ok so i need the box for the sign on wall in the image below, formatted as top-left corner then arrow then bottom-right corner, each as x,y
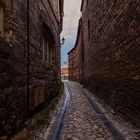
34,87 -> 45,107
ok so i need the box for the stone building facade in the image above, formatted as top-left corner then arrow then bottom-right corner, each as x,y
68,18 -> 84,82
0,0 -> 63,137
80,0 -> 140,128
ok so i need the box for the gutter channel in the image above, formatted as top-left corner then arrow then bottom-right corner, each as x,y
48,82 -> 70,140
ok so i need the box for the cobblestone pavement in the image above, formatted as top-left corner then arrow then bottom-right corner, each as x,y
60,81 -> 113,140
32,81 -> 138,140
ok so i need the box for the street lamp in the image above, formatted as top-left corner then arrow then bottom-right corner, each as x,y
61,37 -> 65,46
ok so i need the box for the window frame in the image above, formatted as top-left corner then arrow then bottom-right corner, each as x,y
42,32 -> 54,65
88,20 -> 90,39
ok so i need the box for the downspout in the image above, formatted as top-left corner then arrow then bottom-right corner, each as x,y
27,0 -> 30,116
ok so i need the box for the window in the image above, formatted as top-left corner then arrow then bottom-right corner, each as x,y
88,20 -> 90,39
43,37 -> 49,62
82,44 -> 85,63
0,1 -> 4,36
43,35 -> 53,64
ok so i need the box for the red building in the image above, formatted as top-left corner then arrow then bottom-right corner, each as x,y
68,18 -> 84,82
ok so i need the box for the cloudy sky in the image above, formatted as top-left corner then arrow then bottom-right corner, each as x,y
61,0 -> 82,66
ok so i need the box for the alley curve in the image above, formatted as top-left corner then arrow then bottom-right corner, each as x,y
48,81 -> 135,140
59,81 -> 113,140
60,81 -> 126,140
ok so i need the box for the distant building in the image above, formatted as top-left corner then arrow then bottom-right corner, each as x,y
61,66 -> 69,80
68,18 -> 84,82
0,0 -> 64,137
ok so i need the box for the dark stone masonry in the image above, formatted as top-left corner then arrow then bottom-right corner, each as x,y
0,0 -> 63,137
80,0 -> 140,128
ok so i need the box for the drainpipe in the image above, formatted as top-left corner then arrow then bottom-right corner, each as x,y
27,0 -> 30,116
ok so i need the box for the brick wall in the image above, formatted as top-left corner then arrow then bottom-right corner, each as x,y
68,19 -> 84,82
68,48 -> 76,81
81,0 -> 140,128
0,0 -> 63,136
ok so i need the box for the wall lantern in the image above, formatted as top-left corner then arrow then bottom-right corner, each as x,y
61,37 -> 65,46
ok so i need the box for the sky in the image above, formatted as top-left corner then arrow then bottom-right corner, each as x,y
61,0 -> 82,66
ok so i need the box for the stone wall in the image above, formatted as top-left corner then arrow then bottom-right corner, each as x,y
81,0 -> 140,128
0,42 -> 27,136
0,0 -> 63,137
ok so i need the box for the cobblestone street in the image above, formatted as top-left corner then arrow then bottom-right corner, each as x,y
13,81 -> 139,140
0,0 -> 139,139
59,81 -> 114,140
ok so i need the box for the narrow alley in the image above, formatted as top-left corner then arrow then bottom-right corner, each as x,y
0,0 -> 140,139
